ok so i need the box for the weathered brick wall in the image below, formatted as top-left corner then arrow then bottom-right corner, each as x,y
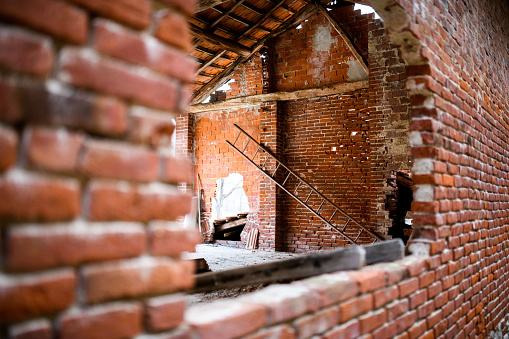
192,106 -> 262,239
279,89 -> 373,252
0,0 -> 200,337
272,7 -> 370,91
227,57 -> 264,99
182,0 -> 509,337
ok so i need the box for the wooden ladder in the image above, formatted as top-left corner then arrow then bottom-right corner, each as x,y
226,124 -> 383,245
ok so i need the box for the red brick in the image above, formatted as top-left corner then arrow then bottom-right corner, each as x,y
395,310 -> 418,334
94,19 -> 196,83
295,272 -> 359,307
8,319 -> 52,339
7,222 -> 146,271
296,307 -> 339,338
244,325 -> 296,339
128,106 -> 176,146
58,302 -> 142,339
359,309 -> 387,334
239,284 -> 320,324
154,10 -> 192,52
398,278 -> 419,298
159,0 -> 196,16
0,0 -> 87,44
409,289 -> 428,309
374,286 -> 399,308
186,300 -> 266,339
0,26 -> 54,76
149,221 -> 201,257
386,299 -> 409,321
146,295 -> 186,332
347,269 -> 386,293
80,139 -> 159,182
82,257 -> 195,303
87,180 -> 193,222
0,170 -> 80,221
67,0 -> 150,29
0,78 -> 21,122
339,294 -> 373,323
0,124 -> 17,172
59,48 -> 180,111
161,156 -> 194,184
25,127 -> 83,173
0,78 -> 127,135
322,321 -> 360,339
0,269 -> 76,323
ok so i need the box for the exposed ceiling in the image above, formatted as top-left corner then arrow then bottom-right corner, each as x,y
190,0 -> 368,104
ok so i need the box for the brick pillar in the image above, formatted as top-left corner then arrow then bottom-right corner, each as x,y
0,0 -> 199,337
257,101 -> 284,251
367,18 -> 411,235
176,113 -> 194,158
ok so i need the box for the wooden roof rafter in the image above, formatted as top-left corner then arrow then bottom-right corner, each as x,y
191,1 -> 319,105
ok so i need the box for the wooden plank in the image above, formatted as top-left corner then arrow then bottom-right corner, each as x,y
190,24 -> 252,57
189,80 -> 369,112
314,1 -> 369,74
208,0 -> 247,29
237,0 -> 287,39
364,239 -> 405,265
196,50 -> 226,76
197,0 -> 231,12
215,218 -> 247,232
188,245 -> 366,293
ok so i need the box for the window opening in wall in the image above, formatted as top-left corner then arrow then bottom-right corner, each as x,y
261,50 -> 270,94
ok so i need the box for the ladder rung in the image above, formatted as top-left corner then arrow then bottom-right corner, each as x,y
272,163 -> 280,177
260,154 -> 269,169
342,219 -> 351,232
355,230 -> 363,242
282,172 -> 291,186
294,181 -> 302,194
233,132 -> 241,146
317,200 -> 325,213
242,139 -> 250,153
328,209 -> 337,222
305,191 -> 312,203
252,147 -> 260,161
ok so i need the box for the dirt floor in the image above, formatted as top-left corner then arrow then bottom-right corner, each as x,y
183,244 -> 300,304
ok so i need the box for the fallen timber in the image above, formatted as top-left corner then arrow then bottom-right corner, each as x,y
188,239 -> 404,294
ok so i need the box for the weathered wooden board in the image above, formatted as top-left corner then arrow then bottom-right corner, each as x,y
189,245 -> 365,293
364,238 -> 405,265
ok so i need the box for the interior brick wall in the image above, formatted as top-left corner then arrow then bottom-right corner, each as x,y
279,89 -> 373,252
273,7 -> 369,92
0,0 -> 199,337
185,6 -> 411,251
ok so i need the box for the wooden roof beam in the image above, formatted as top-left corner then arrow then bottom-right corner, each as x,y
208,0 -> 247,29
192,57 -> 245,104
238,0 -> 287,39
190,24 -> 252,57
195,50 -> 227,75
314,0 -> 369,73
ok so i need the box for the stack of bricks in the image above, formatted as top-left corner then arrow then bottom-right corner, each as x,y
0,0 -> 200,337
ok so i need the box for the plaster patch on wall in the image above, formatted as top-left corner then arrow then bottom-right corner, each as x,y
346,59 -> 368,81
212,173 -> 249,221
313,24 -> 335,52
